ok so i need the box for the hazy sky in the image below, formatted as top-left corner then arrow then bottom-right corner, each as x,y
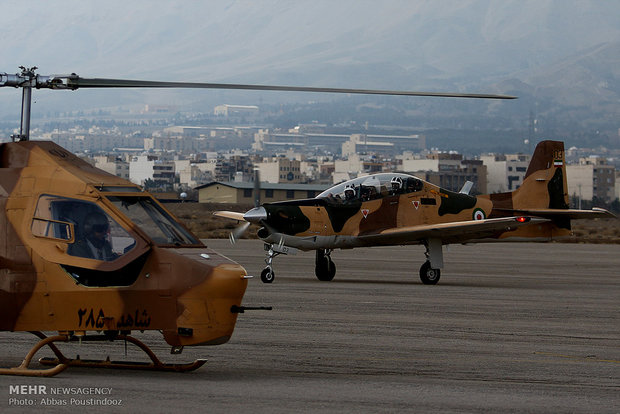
3,0 -> 619,79
2,1 -> 619,116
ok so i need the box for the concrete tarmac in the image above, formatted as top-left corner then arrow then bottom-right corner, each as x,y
0,241 -> 618,413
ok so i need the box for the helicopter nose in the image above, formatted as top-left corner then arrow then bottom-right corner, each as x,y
243,206 -> 267,223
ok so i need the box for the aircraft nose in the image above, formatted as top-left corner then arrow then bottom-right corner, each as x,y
243,206 -> 267,223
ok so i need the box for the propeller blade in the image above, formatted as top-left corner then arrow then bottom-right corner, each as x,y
11,73 -> 516,99
229,221 -> 251,245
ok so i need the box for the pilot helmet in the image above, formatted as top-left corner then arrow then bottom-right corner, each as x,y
84,211 -> 110,234
344,184 -> 355,198
391,176 -> 403,189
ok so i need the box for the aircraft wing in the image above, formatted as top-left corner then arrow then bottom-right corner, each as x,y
492,207 -> 616,220
357,217 -> 550,246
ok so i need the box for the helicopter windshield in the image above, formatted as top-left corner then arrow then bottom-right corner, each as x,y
32,194 -> 136,261
316,173 -> 424,202
106,196 -> 200,246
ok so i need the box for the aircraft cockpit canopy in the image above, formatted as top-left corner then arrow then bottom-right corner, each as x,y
316,173 -> 424,203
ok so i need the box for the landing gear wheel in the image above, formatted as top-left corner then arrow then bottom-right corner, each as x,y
419,261 -> 440,285
261,267 -> 275,283
315,257 -> 336,281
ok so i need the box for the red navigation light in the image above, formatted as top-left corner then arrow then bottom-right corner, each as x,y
516,216 -> 530,223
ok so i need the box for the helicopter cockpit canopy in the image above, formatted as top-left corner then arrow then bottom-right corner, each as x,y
32,195 -> 136,260
104,195 -> 199,246
29,189 -> 200,287
316,173 -> 425,203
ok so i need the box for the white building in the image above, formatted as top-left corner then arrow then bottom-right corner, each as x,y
255,157 -> 304,184
213,104 -> 259,118
129,155 -> 175,189
481,154 -> 531,193
341,134 -> 424,156
175,160 -> 214,189
566,156 -> 616,202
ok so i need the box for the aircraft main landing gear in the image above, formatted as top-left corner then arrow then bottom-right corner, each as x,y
419,238 -> 442,285
419,261 -> 440,285
315,249 -> 336,281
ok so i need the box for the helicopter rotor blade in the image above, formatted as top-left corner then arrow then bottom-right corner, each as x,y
69,77 -> 516,99
0,72 -> 517,100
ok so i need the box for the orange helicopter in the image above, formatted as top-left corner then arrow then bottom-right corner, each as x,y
0,66 -> 513,376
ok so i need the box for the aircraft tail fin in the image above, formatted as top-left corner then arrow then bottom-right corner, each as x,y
489,140 -> 569,211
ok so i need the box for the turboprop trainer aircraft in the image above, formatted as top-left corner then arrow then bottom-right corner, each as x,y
216,140 -> 615,284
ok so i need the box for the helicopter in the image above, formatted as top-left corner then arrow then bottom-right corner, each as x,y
0,66 -> 516,376
215,140 -> 615,284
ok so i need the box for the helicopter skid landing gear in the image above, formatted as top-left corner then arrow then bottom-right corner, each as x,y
0,331 -> 207,377
0,331 -> 69,377
315,249 -> 336,281
38,333 -> 206,373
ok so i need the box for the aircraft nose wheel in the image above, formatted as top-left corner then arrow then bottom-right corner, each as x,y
419,261 -> 440,285
261,267 -> 275,283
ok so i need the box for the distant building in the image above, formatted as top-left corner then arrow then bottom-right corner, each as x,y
422,160 -> 487,194
144,135 -> 203,152
333,154 -> 385,183
342,134 -> 425,156
402,153 -> 487,193
481,153 -> 531,193
93,155 -> 130,180
255,157 -> 305,184
196,182 -> 327,204
253,130 -> 425,155
566,156 -> 616,202
142,104 -> 177,113
129,155 -> 175,190
214,104 -> 259,118
252,129 -> 309,152
213,155 -> 254,182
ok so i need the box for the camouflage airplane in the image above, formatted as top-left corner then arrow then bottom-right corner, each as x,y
0,66 -> 515,376
216,140 -> 615,284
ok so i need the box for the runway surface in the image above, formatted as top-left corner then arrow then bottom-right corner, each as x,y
0,241 -> 618,413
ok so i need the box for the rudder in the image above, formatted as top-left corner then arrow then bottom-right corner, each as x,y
513,140 -> 569,210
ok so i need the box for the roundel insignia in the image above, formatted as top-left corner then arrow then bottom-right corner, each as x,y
473,208 -> 486,221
